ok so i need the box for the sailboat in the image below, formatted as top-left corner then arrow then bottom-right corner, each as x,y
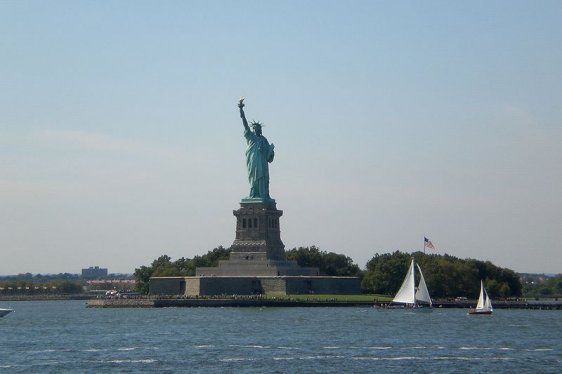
0,308 -> 13,317
391,259 -> 433,309
468,280 -> 493,315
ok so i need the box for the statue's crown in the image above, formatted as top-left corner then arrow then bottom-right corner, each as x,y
250,121 -> 263,129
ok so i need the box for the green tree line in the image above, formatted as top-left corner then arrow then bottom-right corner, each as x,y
0,272 -> 81,282
361,251 -> 522,298
521,274 -> 562,298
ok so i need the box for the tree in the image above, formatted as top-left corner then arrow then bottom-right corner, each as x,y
133,247 -> 232,294
134,266 -> 154,294
361,251 -> 411,294
286,246 -> 323,268
286,246 -> 361,277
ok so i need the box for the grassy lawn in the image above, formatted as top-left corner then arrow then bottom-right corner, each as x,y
264,294 -> 393,302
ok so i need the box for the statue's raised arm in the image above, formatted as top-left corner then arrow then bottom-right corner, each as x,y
238,97 -> 249,131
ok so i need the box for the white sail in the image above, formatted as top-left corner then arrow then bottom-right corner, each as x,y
415,264 -> 432,306
483,288 -> 493,311
476,280 -> 485,309
393,259 -> 416,304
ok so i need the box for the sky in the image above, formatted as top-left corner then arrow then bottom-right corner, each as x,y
1,1 -> 561,275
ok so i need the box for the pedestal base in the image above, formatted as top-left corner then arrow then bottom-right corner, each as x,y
195,200 -> 320,277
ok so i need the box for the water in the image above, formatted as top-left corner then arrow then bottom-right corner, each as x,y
0,301 -> 561,373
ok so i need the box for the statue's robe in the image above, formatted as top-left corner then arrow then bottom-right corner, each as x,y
244,128 -> 274,199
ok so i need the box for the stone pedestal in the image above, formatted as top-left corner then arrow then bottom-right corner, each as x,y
231,201 -> 285,261
196,200 -> 319,277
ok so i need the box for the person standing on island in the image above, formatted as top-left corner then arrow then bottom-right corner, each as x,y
238,98 -> 275,201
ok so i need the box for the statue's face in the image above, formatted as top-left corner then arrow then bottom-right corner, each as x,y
253,126 -> 262,136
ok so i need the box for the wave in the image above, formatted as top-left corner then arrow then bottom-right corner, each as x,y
83,346 -> 158,352
28,349 -> 57,353
352,356 -> 513,362
228,344 -> 271,349
298,355 -> 345,360
103,359 -> 158,364
219,358 -> 256,362
353,356 -> 418,361
459,346 -> 492,350
273,356 -> 346,361
432,356 -> 513,361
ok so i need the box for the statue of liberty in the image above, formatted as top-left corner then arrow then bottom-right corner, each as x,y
238,98 -> 275,201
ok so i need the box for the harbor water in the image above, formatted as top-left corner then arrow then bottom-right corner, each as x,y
0,300 -> 561,373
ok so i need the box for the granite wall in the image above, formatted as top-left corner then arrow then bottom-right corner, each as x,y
149,276 -> 361,296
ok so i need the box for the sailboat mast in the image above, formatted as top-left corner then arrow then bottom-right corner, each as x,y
412,258 -> 416,308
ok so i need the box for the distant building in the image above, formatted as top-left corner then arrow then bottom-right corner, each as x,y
81,266 -> 108,279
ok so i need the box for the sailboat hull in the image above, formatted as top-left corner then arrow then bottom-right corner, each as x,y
413,306 -> 433,313
468,308 -> 492,315
0,308 -> 13,317
375,303 -> 433,312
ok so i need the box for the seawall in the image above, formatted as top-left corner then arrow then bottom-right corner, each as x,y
0,294 -> 92,301
86,298 -> 562,309
86,298 -> 374,308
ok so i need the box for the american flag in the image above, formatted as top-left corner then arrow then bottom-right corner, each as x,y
424,237 -> 435,249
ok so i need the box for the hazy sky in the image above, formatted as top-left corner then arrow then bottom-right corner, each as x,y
1,1 -> 561,275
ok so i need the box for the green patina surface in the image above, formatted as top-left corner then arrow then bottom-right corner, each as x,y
238,99 -> 275,201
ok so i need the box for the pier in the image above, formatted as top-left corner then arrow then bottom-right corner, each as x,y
86,298 -> 562,309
